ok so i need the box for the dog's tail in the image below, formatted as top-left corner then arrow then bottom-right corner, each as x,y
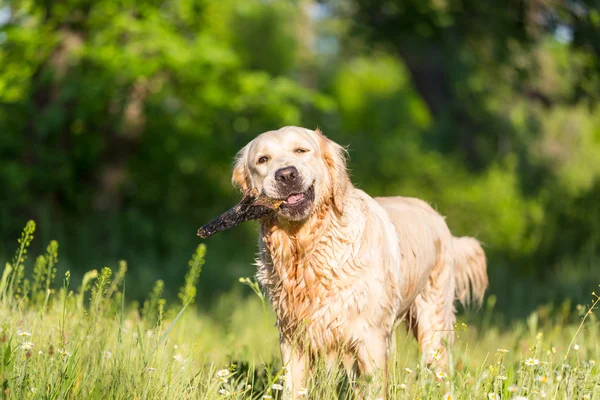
453,236 -> 488,308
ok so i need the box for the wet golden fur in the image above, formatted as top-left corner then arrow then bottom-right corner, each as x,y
232,126 -> 488,398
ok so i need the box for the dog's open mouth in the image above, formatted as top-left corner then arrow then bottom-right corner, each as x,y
280,184 -> 315,210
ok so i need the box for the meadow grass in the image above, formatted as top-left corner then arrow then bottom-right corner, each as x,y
1,221 -> 598,399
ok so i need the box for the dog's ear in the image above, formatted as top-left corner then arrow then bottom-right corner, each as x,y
316,128 -> 350,215
231,144 -> 251,191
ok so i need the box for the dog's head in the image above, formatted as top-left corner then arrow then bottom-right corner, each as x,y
232,126 -> 350,222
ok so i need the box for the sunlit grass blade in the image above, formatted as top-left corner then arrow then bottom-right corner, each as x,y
151,298 -> 192,356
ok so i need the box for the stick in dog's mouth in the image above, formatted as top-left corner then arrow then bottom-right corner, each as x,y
196,188 -> 283,239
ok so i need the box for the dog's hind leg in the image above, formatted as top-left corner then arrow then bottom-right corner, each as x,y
410,242 -> 456,369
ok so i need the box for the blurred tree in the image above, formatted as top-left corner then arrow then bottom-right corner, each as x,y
336,0 -> 600,163
0,0 -> 331,299
1,0 -> 599,315
322,0 -> 600,309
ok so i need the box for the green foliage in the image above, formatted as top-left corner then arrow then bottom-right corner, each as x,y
0,221 -> 36,306
178,243 -> 205,306
30,240 -> 58,308
142,279 -> 165,325
1,0 -> 600,316
322,1 -> 600,314
90,266 -> 112,314
0,0 -> 327,301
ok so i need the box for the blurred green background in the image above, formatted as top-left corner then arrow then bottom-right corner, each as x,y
1,0 -> 599,317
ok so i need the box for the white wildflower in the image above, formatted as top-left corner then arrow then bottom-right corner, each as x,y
524,358 -> 539,366
21,342 -> 34,351
435,369 -> 448,380
17,330 -> 32,339
58,348 -> 71,358
216,369 -> 230,378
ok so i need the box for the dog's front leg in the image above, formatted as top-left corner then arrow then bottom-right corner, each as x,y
280,340 -> 308,400
355,333 -> 389,400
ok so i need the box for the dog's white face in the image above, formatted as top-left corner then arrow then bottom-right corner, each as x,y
232,126 -> 348,221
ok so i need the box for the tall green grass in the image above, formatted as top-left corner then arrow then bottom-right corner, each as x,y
0,221 -> 598,399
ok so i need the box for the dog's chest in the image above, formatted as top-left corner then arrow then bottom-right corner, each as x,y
256,223 -> 373,350
258,254 -> 365,350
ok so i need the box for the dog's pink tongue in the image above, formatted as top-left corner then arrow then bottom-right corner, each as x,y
286,193 -> 305,205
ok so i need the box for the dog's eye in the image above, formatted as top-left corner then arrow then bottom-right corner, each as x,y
295,148 -> 309,154
257,156 -> 269,164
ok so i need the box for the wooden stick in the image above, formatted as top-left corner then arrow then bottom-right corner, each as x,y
196,189 -> 283,239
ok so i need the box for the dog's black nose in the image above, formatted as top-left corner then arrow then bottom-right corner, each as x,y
275,166 -> 298,183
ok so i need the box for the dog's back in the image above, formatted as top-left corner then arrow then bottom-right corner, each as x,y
375,196 -> 487,323
375,196 -> 454,305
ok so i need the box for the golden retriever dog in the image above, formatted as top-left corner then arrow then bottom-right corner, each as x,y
232,126 -> 487,398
